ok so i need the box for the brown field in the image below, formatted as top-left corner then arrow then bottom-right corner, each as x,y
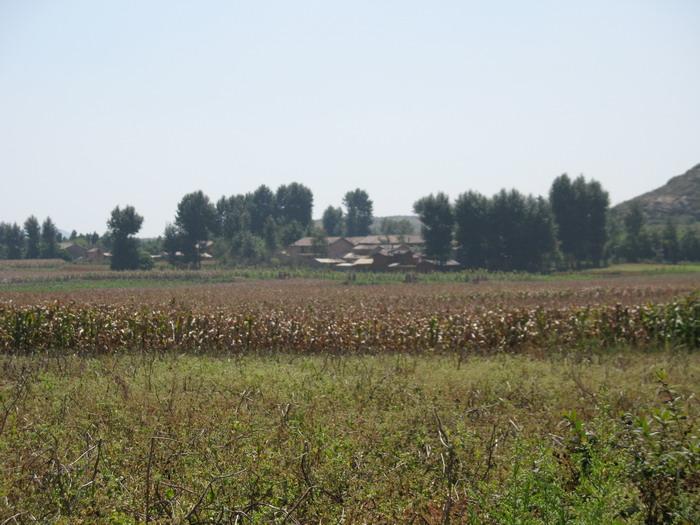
3,272 -> 699,309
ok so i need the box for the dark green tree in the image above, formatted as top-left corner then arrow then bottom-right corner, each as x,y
454,191 -> 490,268
343,189 -> 373,236
322,206 -> 344,236
569,176 -> 591,264
648,229 -> 662,260
455,190 -> 555,272
263,216 -> 278,253
521,196 -> 557,272
0,223 -> 7,258
174,191 -> 217,266
24,216 -> 41,259
623,203 -> 644,239
249,185 -> 276,235
3,223 -> 24,259
550,174 -> 609,268
413,193 -> 454,263
661,220 -> 680,263
494,190 -> 556,272
488,190 -> 527,270
217,194 -> 250,239
379,217 -> 414,235
680,229 -> 700,261
549,174 -> 577,266
276,183 -> 313,229
40,217 -> 59,259
163,224 -> 182,264
584,180 -> 609,267
230,232 -> 266,263
622,202 -> 646,262
279,221 -> 306,247
107,205 -> 144,270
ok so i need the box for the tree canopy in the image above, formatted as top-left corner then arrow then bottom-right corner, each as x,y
413,193 -> 453,263
108,205 -> 144,270
174,191 -> 218,266
343,189 -> 373,237
276,183 -> 313,230
40,217 -> 59,259
322,206 -> 344,236
452,190 -> 556,272
24,216 -> 40,259
550,174 -> 609,268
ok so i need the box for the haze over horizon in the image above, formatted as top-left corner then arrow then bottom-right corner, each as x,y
1,1 -> 699,237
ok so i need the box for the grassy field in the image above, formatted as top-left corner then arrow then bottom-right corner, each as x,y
2,261 -> 700,293
1,351 -> 698,524
0,264 -> 698,523
584,262 -> 700,276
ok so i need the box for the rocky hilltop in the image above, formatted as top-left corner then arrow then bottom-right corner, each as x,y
613,163 -> 700,224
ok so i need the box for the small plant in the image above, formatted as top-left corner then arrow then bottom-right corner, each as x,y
620,370 -> 700,524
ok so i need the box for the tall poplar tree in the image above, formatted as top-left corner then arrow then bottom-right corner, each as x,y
343,189 -> 373,237
24,215 -> 40,259
40,217 -> 59,259
276,183 -> 314,229
413,193 -> 454,263
454,191 -> 490,268
322,206 -> 344,236
550,174 -> 609,268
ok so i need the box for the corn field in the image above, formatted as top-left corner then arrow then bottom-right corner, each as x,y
1,294 -> 697,354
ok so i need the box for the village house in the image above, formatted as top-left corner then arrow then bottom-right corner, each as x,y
86,247 -> 109,263
286,237 -> 355,260
163,240 -> 216,263
59,242 -> 88,261
285,233 -> 460,272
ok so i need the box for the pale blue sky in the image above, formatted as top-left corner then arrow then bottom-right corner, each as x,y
1,1 -> 699,236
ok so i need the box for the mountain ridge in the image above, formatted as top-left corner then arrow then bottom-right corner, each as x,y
612,163 -> 700,224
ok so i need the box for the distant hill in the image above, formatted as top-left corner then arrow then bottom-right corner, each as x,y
612,163 -> 700,225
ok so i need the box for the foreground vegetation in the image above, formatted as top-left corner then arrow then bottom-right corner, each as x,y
1,270 -> 699,522
1,350 -> 698,523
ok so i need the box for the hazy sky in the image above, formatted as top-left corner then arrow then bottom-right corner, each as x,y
1,1 -> 699,236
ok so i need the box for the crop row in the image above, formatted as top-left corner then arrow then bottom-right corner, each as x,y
0,295 -> 697,354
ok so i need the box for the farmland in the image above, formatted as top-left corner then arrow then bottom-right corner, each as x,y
0,265 -> 699,523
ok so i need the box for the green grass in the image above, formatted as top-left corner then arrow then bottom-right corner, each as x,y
0,277 -> 236,293
585,262 -> 700,274
1,349 -> 698,523
2,261 -> 700,293
1,266 -> 545,289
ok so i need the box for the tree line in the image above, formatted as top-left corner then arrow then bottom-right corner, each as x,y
3,175 -> 699,271
0,183 -> 377,269
607,202 -> 700,263
161,185 -> 376,266
413,174 -> 700,271
0,216 -> 65,260
413,175 -> 609,272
